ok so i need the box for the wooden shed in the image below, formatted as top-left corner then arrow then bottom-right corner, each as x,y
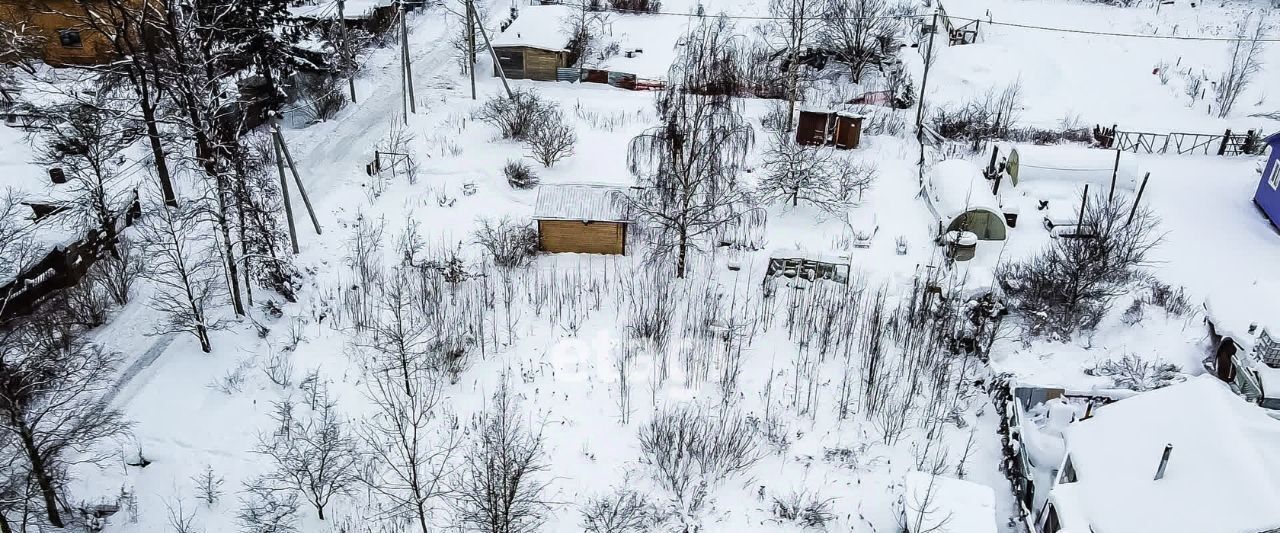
533,184 -> 633,255
795,109 -> 864,149
490,5 -> 574,81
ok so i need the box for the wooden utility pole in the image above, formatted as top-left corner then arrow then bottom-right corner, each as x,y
467,0 -> 477,100
475,5 -> 513,99
400,1 -> 416,122
338,0 -> 356,102
272,126 -> 323,236
272,131 -> 299,253
916,10 -> 939,148
1107,148 -> 1121,203
1127,172 -> 1151,226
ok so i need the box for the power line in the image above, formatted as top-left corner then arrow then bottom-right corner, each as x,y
947,15 -> 1280,42
547,1 -> 1278,42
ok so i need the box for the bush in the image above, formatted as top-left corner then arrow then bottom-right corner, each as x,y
1141,279 -> 1193,317
580,489 -> 660,533
609,0 -> 661,13
524,107 -> 577,167
1085,353 -> 1182,391
299,73 -> 347,122
638,405 -> 761,518
931,80 -> 1021,151
999,195 -> 1161,340
473,217 -> 540,268
475,88 -> 553,140
770,489 -> 835,529
504,160 -> 539,189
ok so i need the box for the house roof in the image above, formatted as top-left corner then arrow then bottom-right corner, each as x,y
491,5 -> 574,52
533,183 -> 633,223
925,159 -> 1004,222
1052,376 -> 1280,533
902,472 -> 997,533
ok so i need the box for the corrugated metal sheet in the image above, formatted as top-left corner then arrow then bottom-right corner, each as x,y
534,184 -> 633,223
556,68 -> 581,82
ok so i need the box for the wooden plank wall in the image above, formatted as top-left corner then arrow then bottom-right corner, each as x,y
537,220 -> 626,255
523,49 -> 563,81
0,0 -> 132,66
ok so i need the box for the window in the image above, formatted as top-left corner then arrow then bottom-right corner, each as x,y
1268,161 -> 1279,190
58,29 -> 82,48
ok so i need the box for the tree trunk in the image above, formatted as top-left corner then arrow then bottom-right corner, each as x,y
676,227 -> 688,278
0,507 -> 14,533
317,504 -> 325,520
196,324 -> 211,353
17,431 -> 62,528
138,92 -> 178,208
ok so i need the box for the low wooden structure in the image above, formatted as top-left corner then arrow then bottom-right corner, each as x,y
0,189 -> 141,322
493,45 -> 570,81
533,184 -> 633,255
795,109 -> 864,149
490,5 -> 574,81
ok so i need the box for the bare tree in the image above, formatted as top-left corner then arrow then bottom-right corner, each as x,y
357,367 -> 461,533
821,0 -> 901,82
454,378 -> 550,533
759,128 -> 877,214
236,477 -> 299,533
1215,14 -> 1268,118
579,488 -> 659,533
627,18 -> 755,277
33,102 -> 138,230
1000,194 -> 1162,339
768,0 -> 822,128
192,464 -> 225,506
0,323 -> 127,528
138,199 -> 225,353
257,388 -> 360,520
95,235 -> 144,306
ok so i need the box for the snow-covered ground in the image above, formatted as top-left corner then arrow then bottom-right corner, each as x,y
4,0 -> 1278,532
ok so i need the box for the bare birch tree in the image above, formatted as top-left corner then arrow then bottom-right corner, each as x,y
627,17 -> 755,278
0,323 -> 126,528
138,199 -> 225,353
258,388 -> 360,520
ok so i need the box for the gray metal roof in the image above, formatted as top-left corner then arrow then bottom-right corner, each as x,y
533,184 -> 633,223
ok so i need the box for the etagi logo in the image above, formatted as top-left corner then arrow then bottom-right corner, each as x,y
544,331 -> 720,401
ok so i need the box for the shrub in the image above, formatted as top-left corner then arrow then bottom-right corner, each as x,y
931,80 -> 1021,151
609,0 -> 662,13
580,489 -> 660,533
473,217 -> 540,268
638,405 -> 761,518
475,88 -> 553,140
504,160 -> 539,189
300,73 -> 347,122
770,489 -> 835,529
999,194 -> 1161,339
1085,353 -> 1182,391
524,107 -> 577,167
1141,279 -> 1193,317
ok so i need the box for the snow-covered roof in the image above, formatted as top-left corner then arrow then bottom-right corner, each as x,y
288,0 -> 394,20
491,5 -> 574,52
1205,280 -> 1280,354
902,472 -> 997,533
591,14 -> 688,80
533,183 -> 633,223
925,159 -> 1003,222
1052,376 -> 1280,533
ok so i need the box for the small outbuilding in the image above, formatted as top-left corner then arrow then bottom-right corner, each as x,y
533,184 -> 633,255
925,160 -> 1007,241
491,5 -> 575,81
795,108 -> 864,149
1252,133 -> 1280,228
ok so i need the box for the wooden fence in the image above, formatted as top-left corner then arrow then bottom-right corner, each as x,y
1110,127 -> 1266,156
0,190 -> 141,322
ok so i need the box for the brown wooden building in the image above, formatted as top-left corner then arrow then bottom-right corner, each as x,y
489,4 -> 573,81
796,109 -> 864,149
533,184 -> 633,255
0,0 -> 148,66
